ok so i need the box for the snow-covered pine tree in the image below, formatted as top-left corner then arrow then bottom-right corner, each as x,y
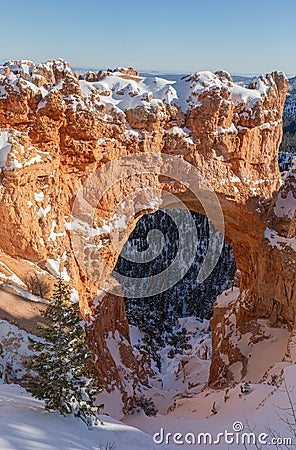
28,278 -> 104,430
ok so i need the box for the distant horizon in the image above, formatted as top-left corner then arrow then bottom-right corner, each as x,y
2,58 -> 295,79
1,58 -> 295,79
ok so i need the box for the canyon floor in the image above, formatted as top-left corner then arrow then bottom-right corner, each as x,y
0,346 -> 296,450
0,285 -> 295,449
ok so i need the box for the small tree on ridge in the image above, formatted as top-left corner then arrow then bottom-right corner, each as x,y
28,278 -> 104,429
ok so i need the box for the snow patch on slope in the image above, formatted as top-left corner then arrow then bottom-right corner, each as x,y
264,227 -> 296,252
0,319 -> 36,383
0,383 -> 170,450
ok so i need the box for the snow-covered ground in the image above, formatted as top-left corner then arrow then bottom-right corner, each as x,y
0,315 -> 296,449
0,282 -> 294,449
100,317 -> 296,449
0,383 -> 173,450
0,319 -> 36,383
124,365 -> 296,449
0,366 -> 296,449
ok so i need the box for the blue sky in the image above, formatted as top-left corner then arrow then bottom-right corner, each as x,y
1,0 -> 296,74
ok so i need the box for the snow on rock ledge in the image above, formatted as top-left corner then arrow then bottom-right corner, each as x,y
215,287 -> 240,309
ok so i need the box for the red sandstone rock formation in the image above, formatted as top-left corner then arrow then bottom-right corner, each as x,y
0,59 -> 294,405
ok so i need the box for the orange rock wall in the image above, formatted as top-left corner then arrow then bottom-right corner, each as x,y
0,59 -> 294,398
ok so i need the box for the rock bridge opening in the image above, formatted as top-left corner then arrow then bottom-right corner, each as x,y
113,208 -> 236,372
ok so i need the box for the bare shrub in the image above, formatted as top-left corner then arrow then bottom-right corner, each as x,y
24,271 -> 51,298
99,443 -> 116,450
124,395 -> 158,417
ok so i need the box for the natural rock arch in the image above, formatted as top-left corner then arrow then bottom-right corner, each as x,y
0,59 -> 294,403
85,146 -> 295,388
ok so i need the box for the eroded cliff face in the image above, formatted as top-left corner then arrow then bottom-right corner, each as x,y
0,59 -> 293,403
210,159 -> 296,386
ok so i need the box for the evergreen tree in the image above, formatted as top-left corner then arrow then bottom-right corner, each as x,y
28,278 -> 104,430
